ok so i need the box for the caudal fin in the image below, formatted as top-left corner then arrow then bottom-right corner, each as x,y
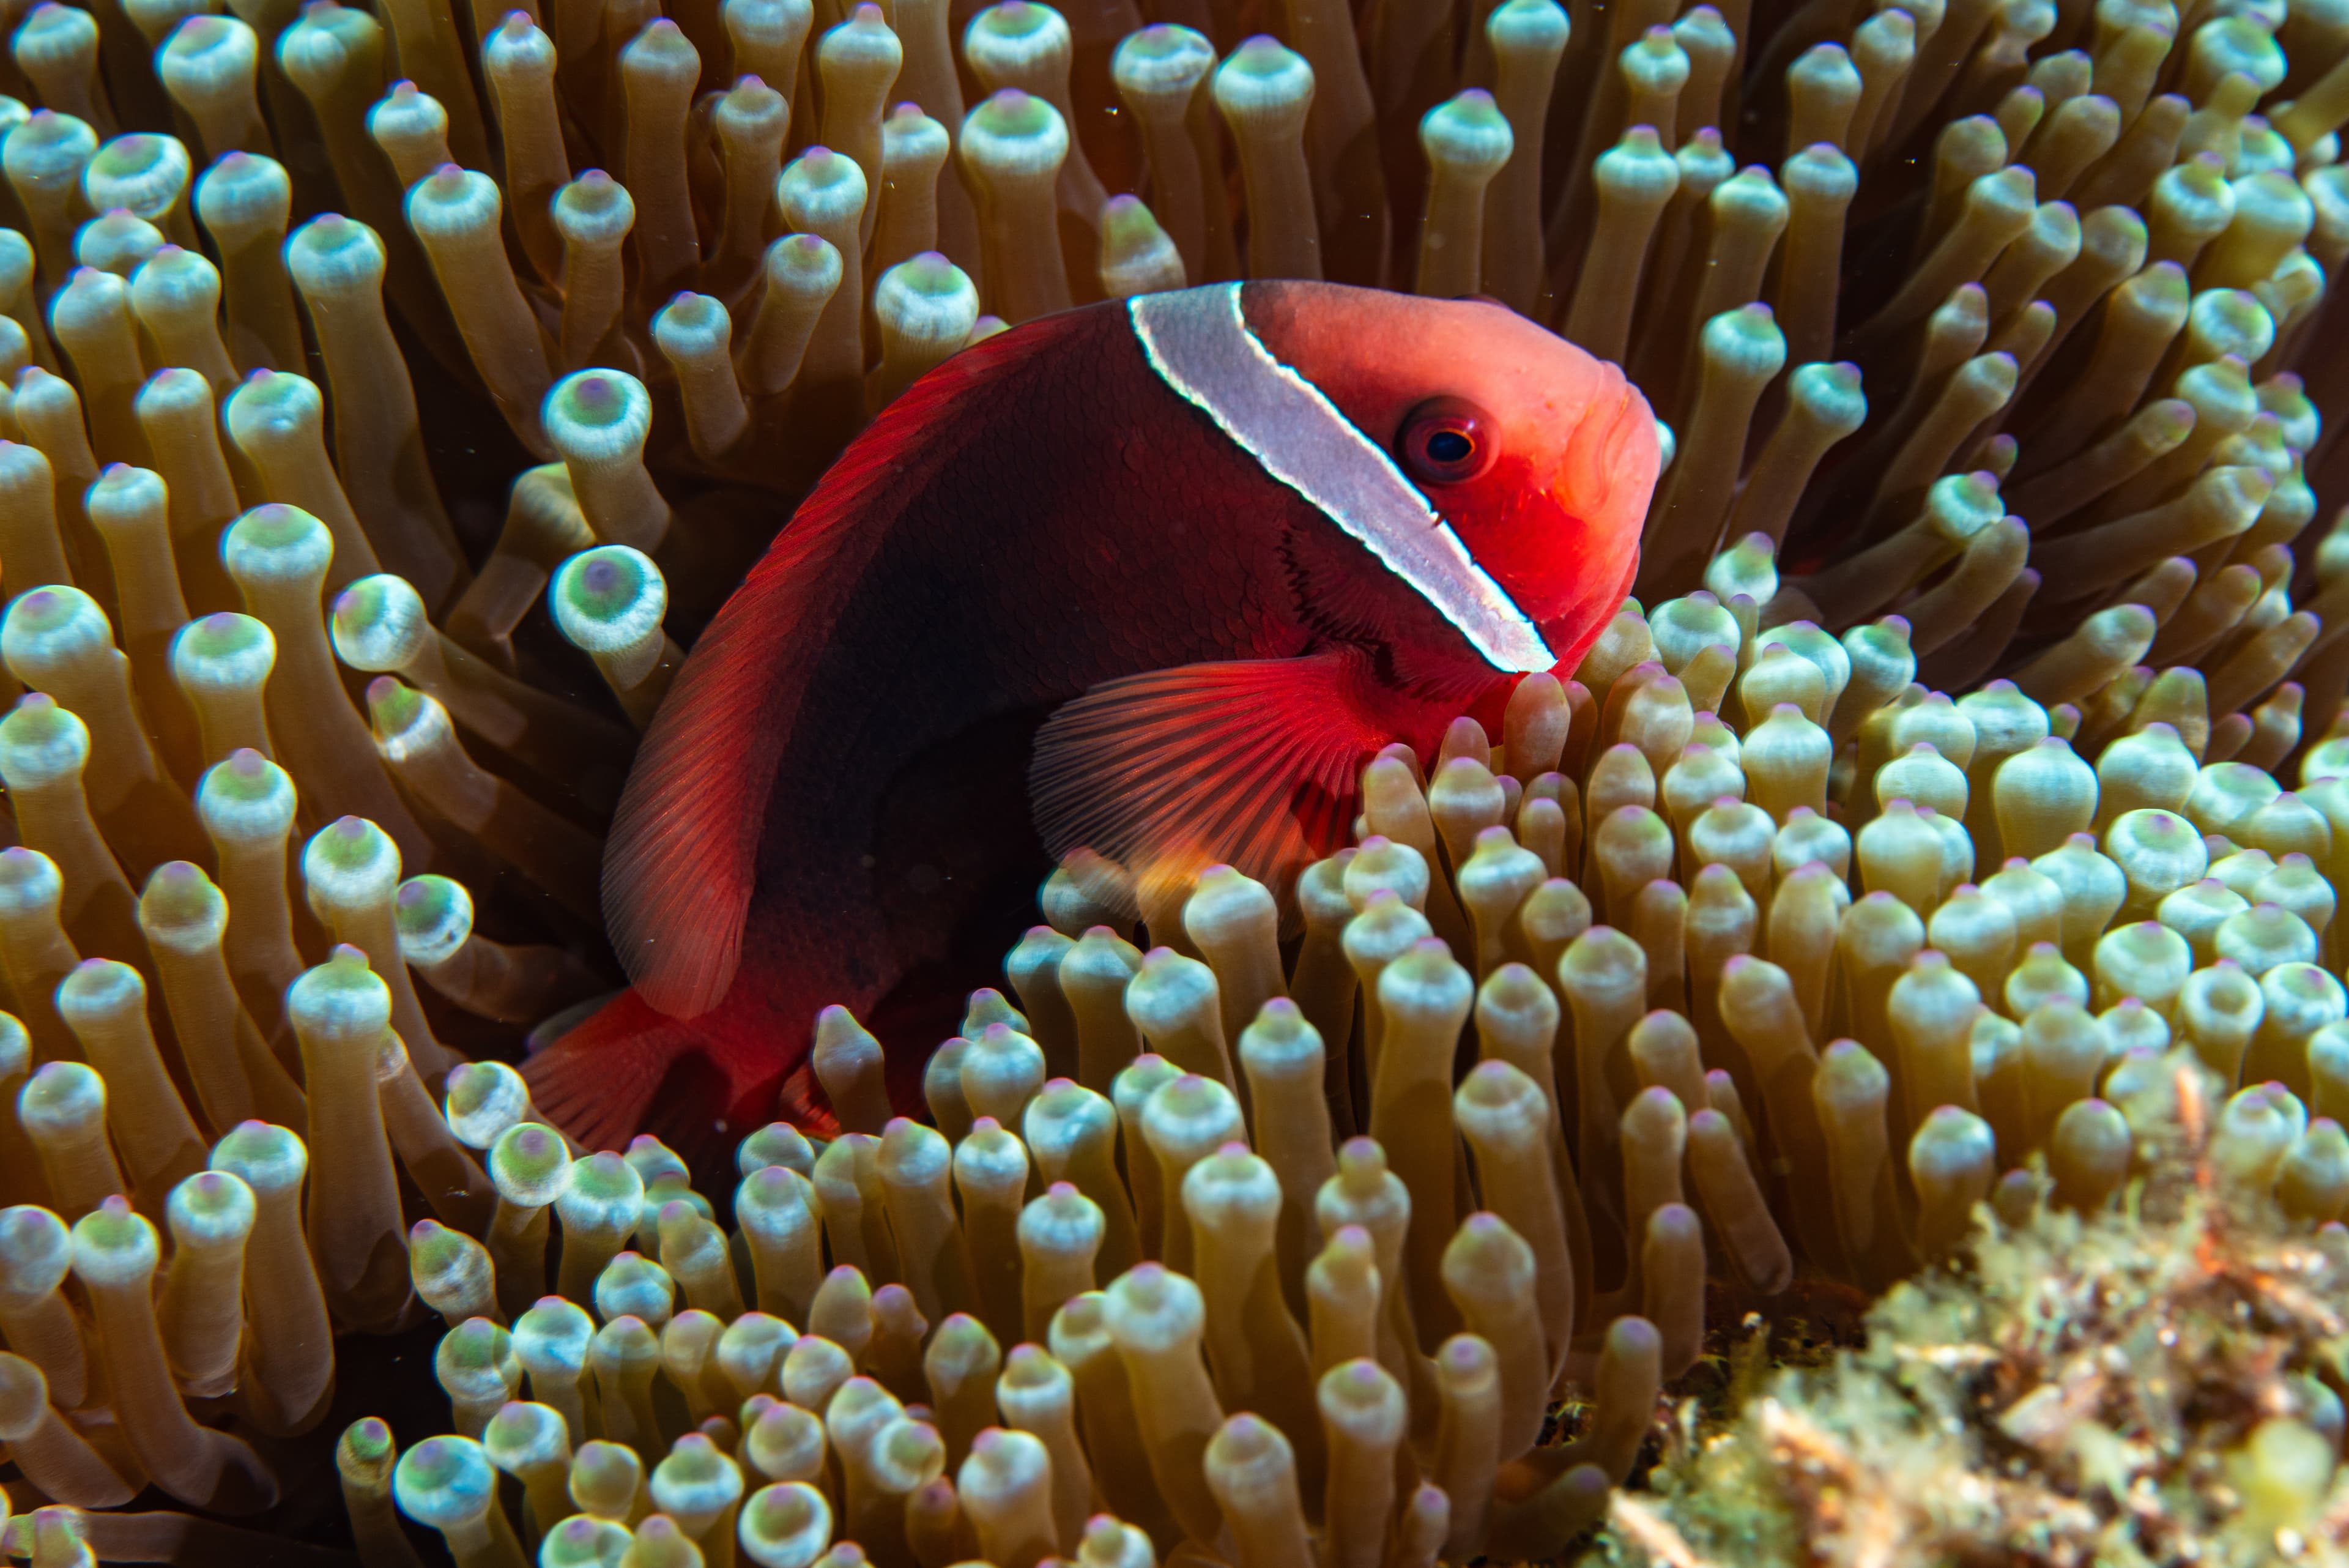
520,989 -> 839,1170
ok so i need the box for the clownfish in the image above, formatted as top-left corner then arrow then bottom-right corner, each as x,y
523,280 -> 1660,1157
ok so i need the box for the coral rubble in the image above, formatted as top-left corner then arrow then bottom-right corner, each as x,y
1612,1076 -> 2349,1566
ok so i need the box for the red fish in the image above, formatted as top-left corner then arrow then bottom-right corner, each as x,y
523,280 -> 1659,1157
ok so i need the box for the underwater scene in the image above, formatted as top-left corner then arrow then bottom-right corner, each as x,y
0,0 -> 2346,1561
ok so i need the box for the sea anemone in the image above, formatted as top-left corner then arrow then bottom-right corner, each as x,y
0,0 -> 2347,1561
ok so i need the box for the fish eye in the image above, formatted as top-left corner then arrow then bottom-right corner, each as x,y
1398,398 -> 1495,486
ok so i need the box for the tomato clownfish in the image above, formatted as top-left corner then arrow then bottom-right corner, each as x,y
524,280 -> 1660,1157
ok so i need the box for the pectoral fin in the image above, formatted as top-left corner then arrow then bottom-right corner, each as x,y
1028,650 -> 1392,929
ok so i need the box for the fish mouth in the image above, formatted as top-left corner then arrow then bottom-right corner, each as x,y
1571,379 -> 1661,510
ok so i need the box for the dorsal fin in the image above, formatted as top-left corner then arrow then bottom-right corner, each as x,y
603,316 -> 1088,1017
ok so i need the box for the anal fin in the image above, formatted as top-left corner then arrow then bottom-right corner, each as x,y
1028,650 -> 1394,931
521,990 -> 698,1154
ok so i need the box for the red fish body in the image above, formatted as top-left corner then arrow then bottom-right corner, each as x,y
525,281 -> 1658,1156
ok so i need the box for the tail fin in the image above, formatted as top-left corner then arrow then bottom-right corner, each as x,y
521,990 -> 841,1173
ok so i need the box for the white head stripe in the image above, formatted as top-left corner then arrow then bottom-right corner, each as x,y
1129,284 -> 1556,675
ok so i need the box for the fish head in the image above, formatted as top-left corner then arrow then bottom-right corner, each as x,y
1243,283 -> 1661,676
